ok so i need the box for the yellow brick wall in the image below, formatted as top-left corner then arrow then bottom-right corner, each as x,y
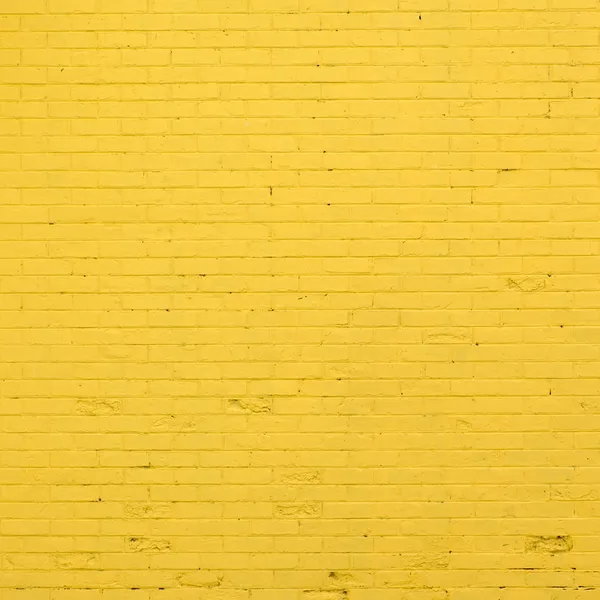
1,0 -> 599,598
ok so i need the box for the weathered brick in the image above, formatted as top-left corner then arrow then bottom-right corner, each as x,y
0,1 -> 597,597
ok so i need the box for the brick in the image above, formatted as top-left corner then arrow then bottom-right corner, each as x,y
1,0 -> 598,597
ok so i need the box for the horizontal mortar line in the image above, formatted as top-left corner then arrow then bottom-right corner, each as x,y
1,412 -> 597,418
1,460 -> 598,464
2,465 -> 585,469
13,56 -> 598,60
5,354 -> 597,359
18,7 -> 600,11
0,64 -> 520,67
6,116 -> 593,119
1,424 -> 598,430
6,215 -> 597,219
0,394 -> 597,398
5,374 -> 600,378
7,97 -> 592,101
27,55 -> 600,58
7,164 -> 596,167
21,8 -> 599,12
6,208 -> 600,211
0,43 -> 532,46
7,359 -> 598,362
8,130 -> 600,133
0,340 -> 596,344
12,26 -> 588,30
13,64 -> 599,68
13,114 -> 600,117
0,416 -> 591,419
11,27 -> 600,31
8,99 -> 600,102
9,493 -> 592,497
8,201 -> 598,204
18,74 -> 579,78
8,82 -> 592,86
5,149 -> 600,153
9,171 -> 600,176
0,489 -> 592,493
3,256 -> 592,259
0,307 -> 594,310
0,380 -> 592,384
11,80 -> 597,84
1,238 -> 597,240
7,187 -> 600,191
7,62 -> 580,67
12,26 -> 598,31
0,338 -> 595,342
0,455 -> 592,458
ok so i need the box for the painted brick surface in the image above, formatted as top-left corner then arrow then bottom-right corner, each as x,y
1,1 -> 599,598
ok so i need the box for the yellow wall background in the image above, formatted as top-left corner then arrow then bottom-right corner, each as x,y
1,0 -> 599,598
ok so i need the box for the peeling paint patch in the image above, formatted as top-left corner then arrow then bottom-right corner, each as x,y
526,535 -> 573,554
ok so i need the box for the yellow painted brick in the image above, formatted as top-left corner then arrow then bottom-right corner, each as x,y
99,0 -> 148,11
2,1 -> 600,598
122,49 -> 171,66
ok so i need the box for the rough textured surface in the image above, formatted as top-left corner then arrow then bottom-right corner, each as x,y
1,0 -> 599,598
